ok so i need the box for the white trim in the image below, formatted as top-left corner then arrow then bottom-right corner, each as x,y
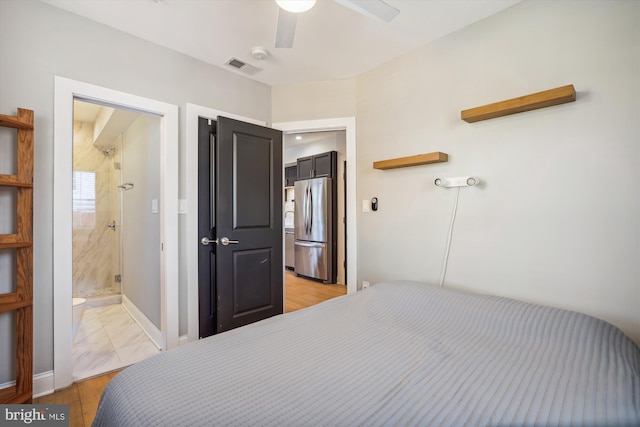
53,76 -> 179,391
0,371 -> 54,399
179,335 -> 189,346
33,371 -> 55,398
85,294 -> 122,309
185,104 -> 267,343
273,118 -> 358,295
122,295 -> 162,350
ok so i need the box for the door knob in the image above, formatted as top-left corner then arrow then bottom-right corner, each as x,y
201,237 -> 218,246
220,237 -> 239,246
201,237 -> 239,246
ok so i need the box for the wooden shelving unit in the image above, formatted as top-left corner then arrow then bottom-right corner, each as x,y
0,108 -> 34,404
461,84 -> 576,123
373,152 -> 448,170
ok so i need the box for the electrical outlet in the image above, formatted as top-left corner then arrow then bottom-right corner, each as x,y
362,281 -> 370,290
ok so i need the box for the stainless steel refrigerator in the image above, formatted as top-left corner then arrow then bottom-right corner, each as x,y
294,177 -> 333,283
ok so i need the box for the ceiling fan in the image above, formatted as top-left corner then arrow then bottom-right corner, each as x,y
275,0 -> 400,48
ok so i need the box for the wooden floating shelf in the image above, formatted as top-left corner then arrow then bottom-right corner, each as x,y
461,84 -> 576,123
373,152 -> 448,170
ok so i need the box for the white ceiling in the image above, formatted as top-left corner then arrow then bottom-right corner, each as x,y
42,0 -> 521,87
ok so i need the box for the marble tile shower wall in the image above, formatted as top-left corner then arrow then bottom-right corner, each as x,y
72,121 -> 121,298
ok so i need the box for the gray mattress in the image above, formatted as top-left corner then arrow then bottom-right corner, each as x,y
93,281 -> 640,426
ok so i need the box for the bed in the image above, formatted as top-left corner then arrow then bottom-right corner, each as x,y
93,280 -> 640,426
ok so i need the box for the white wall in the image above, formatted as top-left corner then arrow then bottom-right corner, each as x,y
355,0 -> 639,343
121,115 -> 162,328
0,0 -> 271,378
273,0 -> 640,344
272,79 -> 356,123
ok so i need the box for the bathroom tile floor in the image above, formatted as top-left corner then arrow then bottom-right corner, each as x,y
72,304 -> 160,381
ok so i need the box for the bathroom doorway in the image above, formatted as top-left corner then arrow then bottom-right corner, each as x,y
71,100 -> 161,381
53,76 -> 179,390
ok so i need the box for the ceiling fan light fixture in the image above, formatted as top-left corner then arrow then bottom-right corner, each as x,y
276,0 -> 316,13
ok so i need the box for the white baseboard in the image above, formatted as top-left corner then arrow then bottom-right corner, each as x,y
85,294 -> 122,309
2,335 -> 188,400
121,295 -> 162,350
33,371 -> 55,398
0,370 -> 55,399
2,319 -> 186,400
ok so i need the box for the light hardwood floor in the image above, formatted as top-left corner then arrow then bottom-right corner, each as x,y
35,271 -> 346,426
34,370 -> 120,427
284,269 -> 347,312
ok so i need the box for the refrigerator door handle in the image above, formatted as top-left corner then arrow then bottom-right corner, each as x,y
303,184 -> 307,234
309,183 -> 313,233
304,182 -> 311,235
294,240 -> 325,248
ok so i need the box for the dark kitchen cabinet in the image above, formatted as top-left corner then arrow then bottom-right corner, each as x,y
296,151 -> 337,180
296,156 -> 313,180
285,165 -> 297,187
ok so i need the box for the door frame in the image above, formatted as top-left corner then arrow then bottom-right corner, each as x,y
185,104 -> 267,342
53,76 -> 179,390
185,109 -> 358,341
274,118 -> 357,295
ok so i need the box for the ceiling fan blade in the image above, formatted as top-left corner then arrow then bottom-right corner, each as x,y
275,8 -> 297,48
333,0 -> 400,23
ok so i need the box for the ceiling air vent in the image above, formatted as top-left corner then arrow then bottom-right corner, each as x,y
225,57 -> 261,76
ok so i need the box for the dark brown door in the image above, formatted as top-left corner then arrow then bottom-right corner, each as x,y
198,116 -> 283,337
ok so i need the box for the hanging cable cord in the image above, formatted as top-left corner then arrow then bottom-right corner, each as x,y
439,186 -> 460,287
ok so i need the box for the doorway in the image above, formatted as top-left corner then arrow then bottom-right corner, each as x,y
70,100 -> 162,381
53,77 -> 179,390
185,107 -> 357,342
283,131 -> 347,287
275,118 -> 358,295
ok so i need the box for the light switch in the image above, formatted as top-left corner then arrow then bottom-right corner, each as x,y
362,200 -> 369,213
151,199 -> 159,214
178,199 -> 187,214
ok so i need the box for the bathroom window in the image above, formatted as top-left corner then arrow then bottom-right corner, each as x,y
72,171 -> 96,228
